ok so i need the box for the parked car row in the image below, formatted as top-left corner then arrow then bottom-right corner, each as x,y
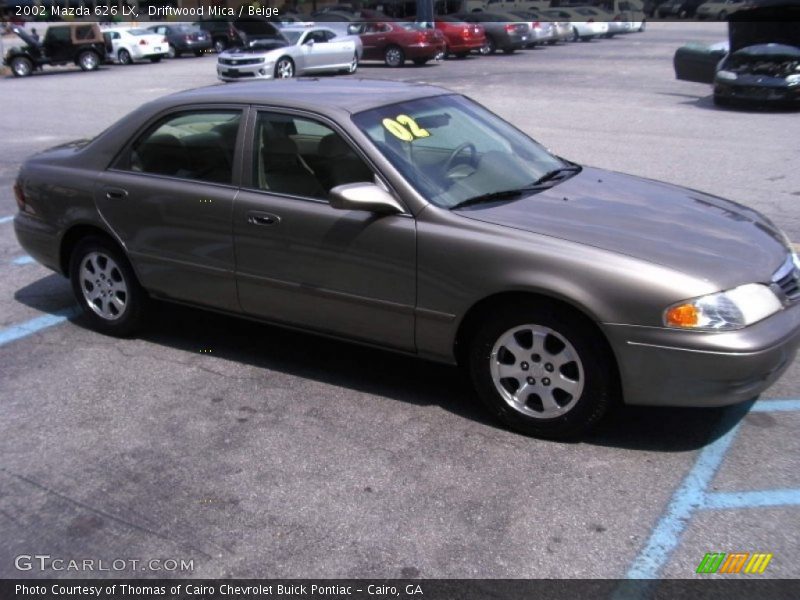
3,7 -> 646,79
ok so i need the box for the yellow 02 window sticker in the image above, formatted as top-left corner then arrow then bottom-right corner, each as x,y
382,114 -> 430,142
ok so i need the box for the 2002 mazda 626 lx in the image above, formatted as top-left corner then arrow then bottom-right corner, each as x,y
13,79 -> 800,439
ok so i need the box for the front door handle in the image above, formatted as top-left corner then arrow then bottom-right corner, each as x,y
104,187 -> 128,200
247,211 -> 280,226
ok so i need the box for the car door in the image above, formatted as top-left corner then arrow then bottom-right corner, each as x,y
43,26 -> 72,62
233,109 -> 417,351
321,29 -> 351,65
300,30 -> 328,70
359,23 -> 389,60
95,107 -> 245,312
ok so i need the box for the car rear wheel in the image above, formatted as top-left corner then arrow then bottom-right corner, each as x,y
384,45 -> 405,67
468,305 -> 613,439
10,56 -> 33,77
274,57 -> 295,78
118,48 -> 132,65
483,36 -> 496,54
167,44 -> 178,58
77,51 -> 100,71
69,237 -> 147,337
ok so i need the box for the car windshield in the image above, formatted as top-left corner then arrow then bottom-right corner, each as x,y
282,30 -> 303,44
352,95 -> 569,209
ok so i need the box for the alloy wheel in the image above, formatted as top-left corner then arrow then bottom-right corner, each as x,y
79,251 -> 129,321
489,324 -> 584,419
275,58 -> 294,78
11,57 -> 32,77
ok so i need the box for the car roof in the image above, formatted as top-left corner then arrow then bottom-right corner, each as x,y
159,79 -> 450,115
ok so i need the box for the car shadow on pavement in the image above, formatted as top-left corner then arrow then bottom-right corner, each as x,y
658,91 -> 800,113
13,275 -> 749,453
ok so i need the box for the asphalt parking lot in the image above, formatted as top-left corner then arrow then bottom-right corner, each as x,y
1,22 -> 799,581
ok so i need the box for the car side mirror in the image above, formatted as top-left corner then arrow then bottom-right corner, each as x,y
329,182 -> 405,215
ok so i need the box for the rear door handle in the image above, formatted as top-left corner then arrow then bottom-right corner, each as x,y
104,187 -> 128,200
247,211 -> 280,226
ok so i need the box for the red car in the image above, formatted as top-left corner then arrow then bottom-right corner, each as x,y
434,17 -> 487,58
358,21 -> 446,67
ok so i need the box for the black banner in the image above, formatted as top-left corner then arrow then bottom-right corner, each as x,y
2,579 -> 800,600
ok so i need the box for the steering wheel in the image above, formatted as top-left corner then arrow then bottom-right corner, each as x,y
442,142 -> 478,176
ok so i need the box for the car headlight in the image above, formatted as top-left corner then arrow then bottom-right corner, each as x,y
716,70 -> 738,81
786,73 -> 800,85
664,283 -> 782,331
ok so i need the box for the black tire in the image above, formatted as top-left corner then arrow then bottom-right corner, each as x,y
150,56 -> 162,63
167,44 -> 178,58
69,236 -> 148,337
77,50 -> 100,72
502,48 -> 515,54
384,45 -> 405,67
274,56 -> 295,78
118,48 -> 132,65
412,57 -> 428,66
713,94 -> 732,107
484,36 -> 497,54
468,304 -> 614,439
10,56 -> 34,77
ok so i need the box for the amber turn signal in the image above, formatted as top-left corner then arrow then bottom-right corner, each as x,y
665,303 -> 699,328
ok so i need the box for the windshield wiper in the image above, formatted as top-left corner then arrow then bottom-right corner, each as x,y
449,186 -> 547,210
532,165 -> 581,186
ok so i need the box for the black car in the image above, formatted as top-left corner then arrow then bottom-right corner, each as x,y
657,0 -> 704,17
4,23 -> 109,77
453,12 -> 529,54
194,16 -> 282,53
148,24 -> 212,58
674,2 -> 800,108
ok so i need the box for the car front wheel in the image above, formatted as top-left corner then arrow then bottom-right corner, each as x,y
69,237 -> 147,337
468,305 -> 613,439
384,45 -> 405,67
10,56 -> 33,77
274,57 -> 295,78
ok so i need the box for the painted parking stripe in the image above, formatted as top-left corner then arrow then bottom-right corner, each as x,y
11,255 -> 34,266
622,401 -> 753,579
0,307 -> 79,347
704,489 -> 800,510
0,215 -> 13,224
751,399 -> 800,413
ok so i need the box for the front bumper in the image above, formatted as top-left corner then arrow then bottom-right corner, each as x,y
714,77 -> 800,106
217,60 -> 272,81
604,300 -> 800,407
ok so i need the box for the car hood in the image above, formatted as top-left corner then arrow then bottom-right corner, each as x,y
11,26 -> 41,48
220,42 -> 287,57
728,4 -> 800,52
455,166 -> 789,285
730,42 -> 800,59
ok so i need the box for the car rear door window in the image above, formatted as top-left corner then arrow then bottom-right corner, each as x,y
251,112 -> 374,200
121,111 -> 242,185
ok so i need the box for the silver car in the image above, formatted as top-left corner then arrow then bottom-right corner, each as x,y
217,26 -> 359,81
12,79 -> 800,440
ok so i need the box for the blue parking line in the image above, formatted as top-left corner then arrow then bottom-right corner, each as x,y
11,255 -> 34,266
623,401 -> 752,579
0,215 -> 13,224
704,489 -> 800,510
751,399 -> 800,412
0,308 -> 79,347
